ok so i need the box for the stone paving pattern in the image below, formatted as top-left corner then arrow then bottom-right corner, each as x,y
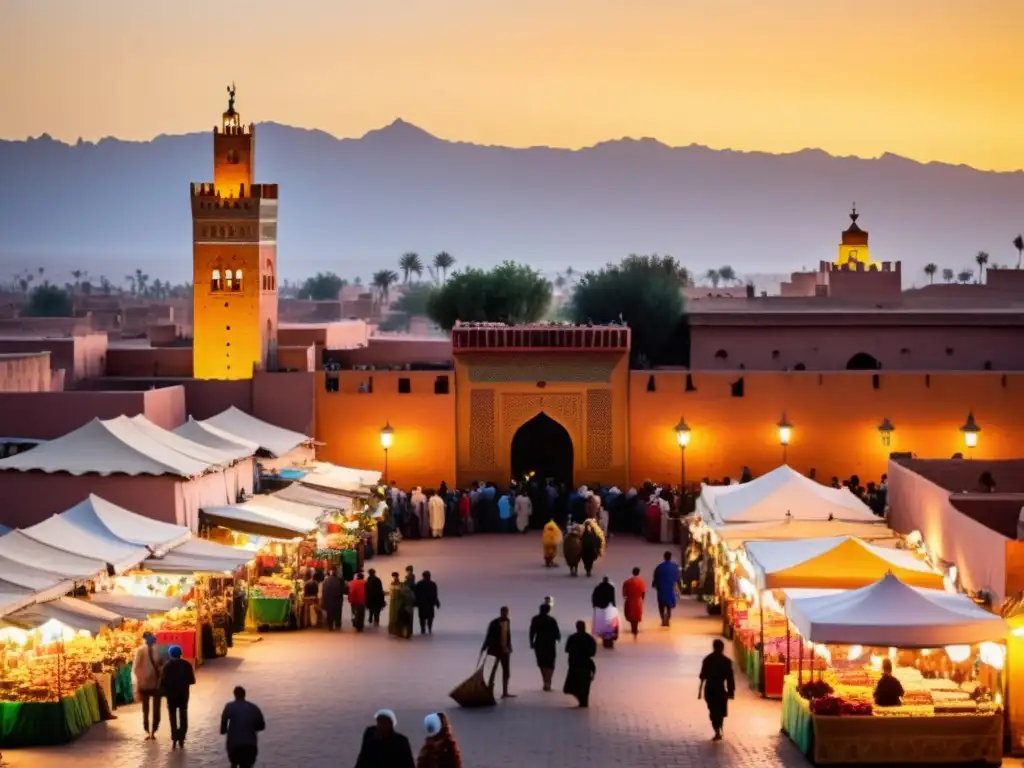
5,535 -> 1018,767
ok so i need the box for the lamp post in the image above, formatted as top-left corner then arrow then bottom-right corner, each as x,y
777,413 -> 793,465
878,417 -> 895,450
674,416 -> 691,487
379,421 -> 394,484
960,412 -> 980,458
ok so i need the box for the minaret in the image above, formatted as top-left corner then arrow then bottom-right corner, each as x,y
835,204 -> 873,269
191,85 -> 279,380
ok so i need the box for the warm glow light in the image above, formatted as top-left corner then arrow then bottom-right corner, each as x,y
960,412 -> 981,450
945,645 -> 972,664
979,642 -> 1006,671
674,416 -> 691,448
888,647 -> 897,660
379,421 -> 394,450
776,413 -> 793,447
878,417 -> 895,448
847,644 -> 863,661
870,654 -> 883,671
964,432 -> 978,449
814,644 -> 832,665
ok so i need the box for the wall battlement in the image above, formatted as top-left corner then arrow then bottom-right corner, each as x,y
191,183 -> 279,202
214,123 -> 254,137
820,260 -> 901,274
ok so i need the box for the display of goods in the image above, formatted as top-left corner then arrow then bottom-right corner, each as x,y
934,702 -> 980,714
250,576 -> 293,599
901,689 -> 934,706
799,680 -> 834,700
873,704 -> 934,717
833,668 -> 876,688
838,700 -> 873,716
0,653 -> 95,703
811,695 -> 842,716
931,690 -> 971,703
145,607 -> 198,635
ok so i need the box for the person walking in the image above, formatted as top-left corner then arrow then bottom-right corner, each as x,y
417,712 -> 463,768
160,644 -> 195,749
349,571 -> 368,632
413,570 -> 440,635
322,567 -> 345,631
220,686 -> 265,768
354,709 -> 415,768
481,606 -> 515,699
698,638 -> 736,741
563,620 -> 597,708
590,576 -> 619,649
653,550 -> 681,627
366,568 -> 386,627
133,631 -> 163,740
541,520 -> 562,567
622,567 -> 647,637
528,602 -> 561,691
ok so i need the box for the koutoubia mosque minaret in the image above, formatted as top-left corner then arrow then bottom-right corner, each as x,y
835,204 -> 874,269
191,84 -> 279,380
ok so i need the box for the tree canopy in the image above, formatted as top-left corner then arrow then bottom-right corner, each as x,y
569,254 -> 689,367
23,282 -> 74,317
426,261 -> 552,330
298,272 -> 346,300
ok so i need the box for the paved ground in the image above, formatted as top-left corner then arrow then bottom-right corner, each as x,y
6,535 -> 822,766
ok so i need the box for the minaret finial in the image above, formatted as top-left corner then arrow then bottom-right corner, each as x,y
226,82 -> 237,114
850,202 -> 859,223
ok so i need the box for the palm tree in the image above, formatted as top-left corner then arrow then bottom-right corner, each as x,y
432,251 -> 455,282
923,263 -> 937,284
99,276 -> 112,295
124,274 -> 136,295
705,269 -> 721,288
134,268 -> 149,296
718,265 -> 737,285
942,268 -> 954,284
399,252 -> 423,283
354,276 -> 362,286
957,269 -> 973,284
554,274 -> 567,291
71,269 -> 83,290
975,251 -> 989,284
1014,235 -> 1023,270
372,269 -> 399,305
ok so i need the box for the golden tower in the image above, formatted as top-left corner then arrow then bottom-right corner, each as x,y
835,204 -> 874,269
191,85 -> 279,380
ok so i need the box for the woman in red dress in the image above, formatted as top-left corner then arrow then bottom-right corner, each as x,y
622,567 -> 647,637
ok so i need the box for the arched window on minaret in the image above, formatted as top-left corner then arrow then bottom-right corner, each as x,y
225,270 -> 234,291
265,258 -> 275,292
211,269 -> 222,292
234,269 -> 243,291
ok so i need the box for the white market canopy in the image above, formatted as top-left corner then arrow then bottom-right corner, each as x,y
22,505 -> 152,574
202,407 -> 312,458
785,573 -> 1008,647
89,592 -> 180,620
144,537 -> 253,574
3,596 -> 124,636
700,465 -> 878,526
302,462 -> 381,492
0,530 -> 109,580
173,417 -> 258,461
271,484 -> 353,511
743,536 -> 945,591
0,416 -> 218,477
127,415 -> 245,467
56,494 -> 190,556
201,498 -> 318,538
710,517 -> 901,546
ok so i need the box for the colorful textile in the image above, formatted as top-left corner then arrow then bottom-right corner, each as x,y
248,597 -> 292,627
0,682 -> 100,747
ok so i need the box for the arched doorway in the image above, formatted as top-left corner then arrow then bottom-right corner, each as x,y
846,352 -> 880,370
510,412 -> 573,487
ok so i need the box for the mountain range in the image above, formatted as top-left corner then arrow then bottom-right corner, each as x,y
1,119 -> 1022,285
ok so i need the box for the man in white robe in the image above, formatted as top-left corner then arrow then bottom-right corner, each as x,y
427,492 -> 446,538
514,493 -> 532,533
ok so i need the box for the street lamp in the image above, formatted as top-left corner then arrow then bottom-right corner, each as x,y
674,416 -> 691,487
878,417 -> 895,449
379,421 -> 394,483
960,412 -> 980,456
777,413 -> 793,465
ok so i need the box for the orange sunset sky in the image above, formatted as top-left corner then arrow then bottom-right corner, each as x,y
1,0 -> 1021,171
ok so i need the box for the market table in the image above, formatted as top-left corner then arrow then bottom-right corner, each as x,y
782,680 -> 1003,765
0,681 -> 101,747
247,597 -> 292,628
112,663 -> 133,706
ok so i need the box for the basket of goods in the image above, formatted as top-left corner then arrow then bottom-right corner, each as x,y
810,695 -> 842,716
799,680 -> 834,700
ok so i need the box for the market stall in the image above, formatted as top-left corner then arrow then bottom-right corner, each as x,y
202,406 -> 316,472
781,574 -> 1007,765
732,536 -> 944,697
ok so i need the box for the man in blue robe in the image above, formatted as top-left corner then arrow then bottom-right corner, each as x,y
652,550 -> 680,627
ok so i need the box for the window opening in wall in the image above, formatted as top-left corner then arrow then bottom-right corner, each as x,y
685,374 -> 696,392
771,350 -> 780,359
233,269 -> 243,291
211,269 -> 221,291
983,360 -> 993,371
714,349 -> 728,360
872,374 -> 880,390
325,375 -> 339,393
945,347 -> 954,356
225,271 -> 234,291
398,377 -> 411,394
730,378 -> 744,398
434,375 -> 450,395
646,375 -> 656,392
356,376 -> 374,394
846,352 -> 880,370
793,362 -> 806,370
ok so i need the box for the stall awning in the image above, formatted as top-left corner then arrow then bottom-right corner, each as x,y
271,484 -> 353,511
128,415 -> 247,468
22,509 -> 151,574
61,495 -> 190,555
244,496 -> 325,525
744,536 -> 945,591
700,465 -> 879,525
710,518 -> 901,546
201,501 -> 315,540
202,407 -> 312,457
785,574 -> 1008,647
3,597 -> 124,635
0,531 -> 108,580
173,417 -> 258,460
89,592 -> 180,620
301,462 -> 381,491
143,537 -> 253,573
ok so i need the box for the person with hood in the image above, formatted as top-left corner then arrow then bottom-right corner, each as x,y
160,644 -> 195,749
349,571 -> 368,632
417,712 -> 463,768
428,490 -> 446,539
365,568 -> 386,627
622,567 -> 647,637
413,570 -> 440,635
563,525 -> 583,577
321,567 -> 345,631
133,631 -> 163,739
514,492 -> 532,533
563,620 -> 598,708
388,573 -> 415,639
579,520 -> 605,578
355,709 -> 415,768
591,576 -> 619,649
529,602 -> 561,691
541,520 -> 562,567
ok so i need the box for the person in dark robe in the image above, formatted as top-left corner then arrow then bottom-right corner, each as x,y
365,569 -> 386,627
698,638 -> 736,741
321,568 -> 344,631
413,570 -> 440,635
563,621 -> 597,707
563,528 -> 582,576
590,576 -> 617,649
529,602 -> 561,691
354,709 -> 415,768
580,524 -> 602,577
873,658 -> 904,707
481,606 -> 514,698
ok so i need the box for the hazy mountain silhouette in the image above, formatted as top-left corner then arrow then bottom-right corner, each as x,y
1,119 -> 1022,284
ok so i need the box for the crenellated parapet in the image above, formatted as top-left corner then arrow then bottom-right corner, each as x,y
191,182 -> 278,200
819,260 -> 901,274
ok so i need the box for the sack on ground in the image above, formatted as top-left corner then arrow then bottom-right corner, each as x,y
449,663 -> 496,708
